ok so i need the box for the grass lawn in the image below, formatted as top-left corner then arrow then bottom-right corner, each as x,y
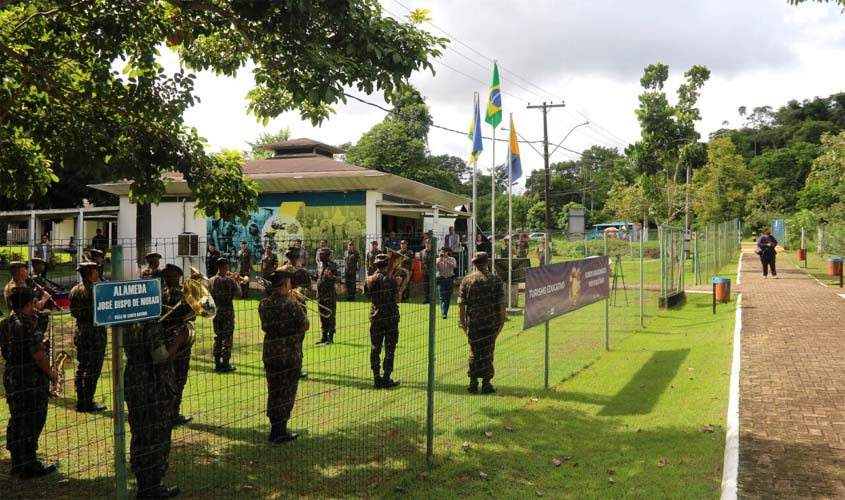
0,267 -> 735,499
779,248 -> 845,287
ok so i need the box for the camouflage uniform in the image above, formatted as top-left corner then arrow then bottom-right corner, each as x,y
258,294 -> 307,427
366,270 -> 400,381
123,320 -> 176,494
419,247 -> 433,304
4,278 -> 26,308
70,280 -> 108,409
317,260 -> 340,339
366,249 -> 380,276
516,239 -> 529,259
237,248 -> 253,298
458,268 -> 505,382
261,253 -> 279,278
279,263 -> 311,292
29,272 -> 60,297
398,248 -> 414,302
161,286 -> 192,420
0,311 -> 49,471
208,273 -> 240,366
343,248 -> 360,300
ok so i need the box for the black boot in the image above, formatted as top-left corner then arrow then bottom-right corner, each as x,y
316,332 -> 328,345
468,379 -> 479,394
214,357 -> 223,372
269,421 -> 298,444
14,455 -> 57,479
173,414 -> 193,426
373,374 -> 383,389
326,332 -> 334,345
218,360 -> 236,373
137,483 -> 180,499
268,423 -> 281,443
381,373 -> 400,389
299,371 -> 308,379
481,380 -> 496,394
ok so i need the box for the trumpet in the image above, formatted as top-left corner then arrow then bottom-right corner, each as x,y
255,277 -> 333,319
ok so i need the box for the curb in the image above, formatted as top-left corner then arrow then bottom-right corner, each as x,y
720,292 -> 742,500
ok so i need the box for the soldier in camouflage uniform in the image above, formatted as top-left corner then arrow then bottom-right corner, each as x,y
366,254 -> 401,389
260,246 -> 278,279
160,264 -> 193,426
458,252 -> 506,394
140,252 -> 162,280
398,240 -> 414,302
343,241 -> 360,301
259,269 -> 310,443
4,261 -> 49,311
208,257 -> 240,373
1,286 -> 58,478
88,248 -> 105,281
279,248 -> 312,291
29,258 -> 61,296
70,262 -> 108,412
365,241 -> 380,276
315,248 -> 340,345
419,239 -> 434,304
124,314 -> 191,498
237,240 -> 253,299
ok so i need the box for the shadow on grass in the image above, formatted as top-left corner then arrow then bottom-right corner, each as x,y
598,349 -> 688,416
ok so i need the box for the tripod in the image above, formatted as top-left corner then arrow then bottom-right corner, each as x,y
611,254 -> 628,306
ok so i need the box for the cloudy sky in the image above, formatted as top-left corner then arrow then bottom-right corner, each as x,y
168,0 -> 845,190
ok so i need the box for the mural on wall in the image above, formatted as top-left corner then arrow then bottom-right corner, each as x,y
207,192 -> 366,269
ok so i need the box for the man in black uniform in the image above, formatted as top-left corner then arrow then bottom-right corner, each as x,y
205,243 -> 220,278
315,248 -> 340,345
124,314 -> 191,498
88,248 -> 106,281
0,287 -> 58,478
343,241 -> 360,301
365,240 -> 380,276
258,270 -> 310,443
366,254 -> 401,389
69,261 -> 108,412
207,257 -> 240,373
160,264 -> 193,426
140,252 -> 162,280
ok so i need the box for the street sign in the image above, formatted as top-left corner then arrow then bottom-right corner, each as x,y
93,279 -> 162,326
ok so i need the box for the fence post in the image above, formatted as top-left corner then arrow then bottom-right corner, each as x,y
604,237 -> 609,351
693,230 -> 699,286
639,229 -> 644,328
426,237 -> 437,466
110,245 -> 128,500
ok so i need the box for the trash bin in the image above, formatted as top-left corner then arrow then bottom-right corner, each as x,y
828,257 -> 843,276
797,248 -> 807,261
712,277 -> 731,304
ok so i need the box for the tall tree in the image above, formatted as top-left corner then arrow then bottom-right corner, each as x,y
690,138 -> 752,225
0,1 -> 446,219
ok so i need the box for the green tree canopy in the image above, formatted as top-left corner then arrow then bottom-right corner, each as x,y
0,1 -> 446,219
246,128 -> 291,160
690,137 -> 752,225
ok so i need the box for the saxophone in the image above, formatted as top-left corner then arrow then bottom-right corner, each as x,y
46,312 -> 72,399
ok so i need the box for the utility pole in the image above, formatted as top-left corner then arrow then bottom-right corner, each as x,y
526,102 -> 567,235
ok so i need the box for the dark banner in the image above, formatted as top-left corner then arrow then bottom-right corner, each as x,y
523,256 -> 610,330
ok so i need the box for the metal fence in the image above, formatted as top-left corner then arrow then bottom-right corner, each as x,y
692,219 -> 741,286
659,225 -> 685,306
1,232 -> 667,498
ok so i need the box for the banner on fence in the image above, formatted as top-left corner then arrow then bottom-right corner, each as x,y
93,278 -> 162,326
523,256 -> 610,330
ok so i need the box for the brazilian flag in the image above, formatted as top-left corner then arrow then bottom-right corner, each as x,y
485,62 -> 502,128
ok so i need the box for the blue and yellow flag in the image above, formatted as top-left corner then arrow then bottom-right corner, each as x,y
507,114 -> 522,182
485,62 -> 503,128
468,95 -> 483,165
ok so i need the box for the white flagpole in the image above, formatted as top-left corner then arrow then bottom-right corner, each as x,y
507,113 -> 513,310
491,128 -> 496,270
471,93 -> 478,263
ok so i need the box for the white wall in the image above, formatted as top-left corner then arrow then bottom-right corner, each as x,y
366,190 -> 382,237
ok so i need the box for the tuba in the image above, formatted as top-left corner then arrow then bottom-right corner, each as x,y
386,248 -> 411,303
160,267 -> 217,326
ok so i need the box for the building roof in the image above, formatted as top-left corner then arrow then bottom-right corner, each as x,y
89,138 -> 470,210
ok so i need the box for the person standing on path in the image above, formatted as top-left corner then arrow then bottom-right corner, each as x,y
757,228 -> 778,278
436,246 -> 457,319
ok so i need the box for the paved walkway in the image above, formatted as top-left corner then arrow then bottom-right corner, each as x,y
738,248 -> 845,499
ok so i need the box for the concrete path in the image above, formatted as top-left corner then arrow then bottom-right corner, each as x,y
738,249 -> 845,499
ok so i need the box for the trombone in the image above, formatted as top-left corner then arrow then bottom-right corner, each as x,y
256,277 -> 333,319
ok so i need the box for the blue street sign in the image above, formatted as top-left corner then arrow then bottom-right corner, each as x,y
93,279 -> 162,326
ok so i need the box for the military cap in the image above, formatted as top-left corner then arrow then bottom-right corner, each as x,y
472,251 -> 490,264
317,247 -> 332,256
266,269 -> 292,289
284,247 -> 300,259
89,248 -> 104,258
144,252 -> 162,261
30,257 -> 46,266
77,262 -> 99,274
373,253 -> 389,266
440,246 -> 451,253
162,263 -> 183,276
370,240 -> 379,246
8,286 -> 35,309
215,256 -> 230,267
9,261 -> 27,272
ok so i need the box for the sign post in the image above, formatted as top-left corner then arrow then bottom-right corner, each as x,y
95,274 -> 161,500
